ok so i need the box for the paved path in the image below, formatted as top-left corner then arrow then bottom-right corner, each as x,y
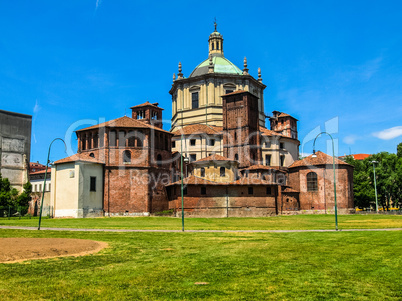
1,225 -> 401,233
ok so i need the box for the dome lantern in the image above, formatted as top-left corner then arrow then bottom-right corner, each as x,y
208,21 -> 224,57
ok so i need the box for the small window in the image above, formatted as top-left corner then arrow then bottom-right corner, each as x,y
225,89 -> 234,94
200,167 -> 205,177
307,172 -> 318,192
123,150 -> 131,163
280,155 -> 285,167
235,154 -> 239,161
220,167 -> 225,177
190,154 -> 197,162
265,155 -> 271,166
280,142 -> 284,149
183,187 -> 188,195
89,153 -> 95,158
192,92 -> 199,109
201,187 -> 206,195
248,187 -> 253,195
172,141 -> 176,148
266,187 -> 272,195
190,139 -> 196,146
90,177 -> 96,192
208,139 -> 215,146
217,41 -> 220,50
39,184 -> 42,192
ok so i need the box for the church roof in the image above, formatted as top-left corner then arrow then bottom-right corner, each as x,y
289,151 -> 350,168
55,153 -> 105,165
76,116 -> 171,134
172,124 -> 223,136
259,127 -> 284,137
130,101 -> 163,110
189,55 -> 242,78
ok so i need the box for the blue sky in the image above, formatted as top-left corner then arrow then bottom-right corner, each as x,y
0,0 -> 401,163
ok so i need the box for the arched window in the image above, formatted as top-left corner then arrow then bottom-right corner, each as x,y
123,150 -> 131,163
212,42 -> 215,50
220,167 -> 226,177
127,131 -> 135,147
109,130 -> 117,147
157,154 -> 162,167
93,133 -> 99,148
200,167 -> 205,177
136,131 -> 143,147
217,41 -> 220,50
89,153 -> 95,158
119,131 -> 126,147
307,172 -> 318,191
235,154 -> 239,161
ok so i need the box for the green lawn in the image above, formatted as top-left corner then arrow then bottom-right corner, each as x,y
0,214 -> 401,230
0,229 -> 401,300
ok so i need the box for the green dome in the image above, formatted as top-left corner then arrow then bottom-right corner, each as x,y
189,56 -> 242,78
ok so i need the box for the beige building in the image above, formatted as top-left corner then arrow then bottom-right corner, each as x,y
50,154 -> 104,218
171,26 -> 299,169
170,24 -> 266,131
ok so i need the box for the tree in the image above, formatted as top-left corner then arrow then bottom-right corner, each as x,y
0,172 -> 33,216
397,142 -> 402,158
346,150 -> 402,210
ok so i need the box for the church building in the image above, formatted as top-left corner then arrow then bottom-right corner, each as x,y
50,24 -> 354,218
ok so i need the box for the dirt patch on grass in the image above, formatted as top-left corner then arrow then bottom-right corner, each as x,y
0,238 -> 108,263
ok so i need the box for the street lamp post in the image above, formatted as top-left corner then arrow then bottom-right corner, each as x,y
38,138 -> 66,230
312,132 -> 338,231
370,160 -> 379,213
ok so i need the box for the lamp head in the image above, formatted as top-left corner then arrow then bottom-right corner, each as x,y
311,149 -> 317,158
371,160 -> 378,164
183,157 -> 189,163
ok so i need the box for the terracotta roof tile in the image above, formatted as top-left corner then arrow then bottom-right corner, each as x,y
221,90 -> 248,96
289,151 -> 350,168
130,101 -> 163,110
339,153 -> 371,161
76,116 -> 171,134
259,127 -> 283,137
30,168 -> 51,175
172,124 -> 223,136
54,153 -> 105,165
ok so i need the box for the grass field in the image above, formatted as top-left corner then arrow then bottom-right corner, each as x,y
0,228 -> 401,300
1,214 -> 401,230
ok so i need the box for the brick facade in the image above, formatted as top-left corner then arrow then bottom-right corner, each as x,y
222,91 -> 262,168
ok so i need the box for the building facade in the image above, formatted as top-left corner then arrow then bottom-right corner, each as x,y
51,25 -> 354,218
0,110 -> 31,192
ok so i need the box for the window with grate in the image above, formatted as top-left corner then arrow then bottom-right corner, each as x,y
307,172 -> 318,192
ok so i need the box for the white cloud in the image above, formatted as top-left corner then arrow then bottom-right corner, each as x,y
373,126 -> 402,140
343,135 -> 359,145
